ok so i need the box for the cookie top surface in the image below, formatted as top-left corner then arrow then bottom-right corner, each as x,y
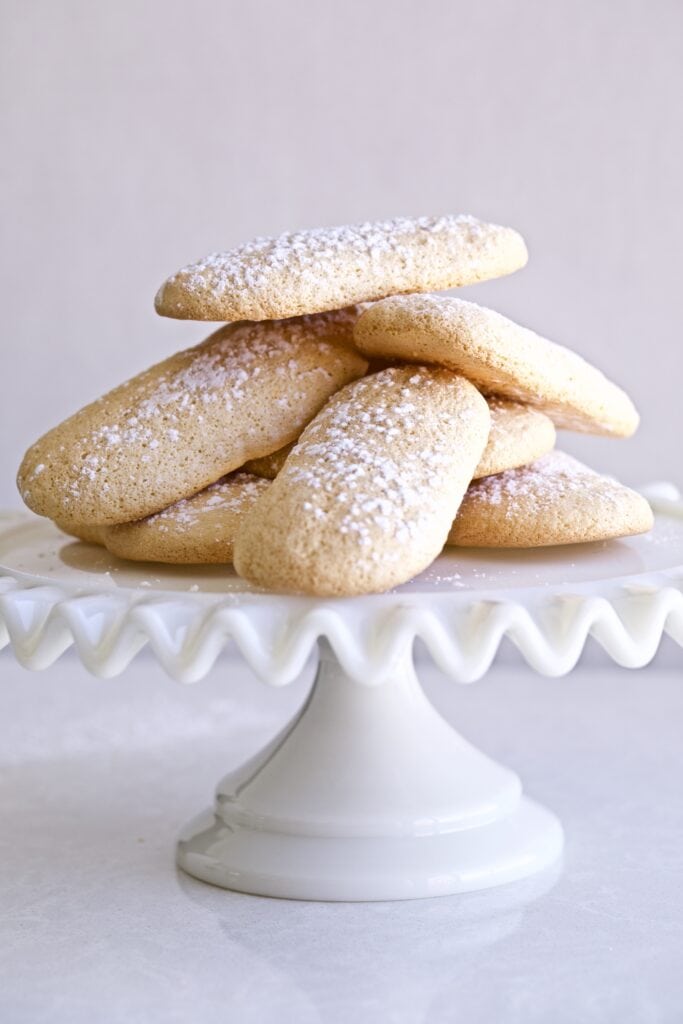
244,397 -> 555,483
234,365 -> 490,596
447,451 -> 653,547
17,308 -> 366,526
155,214 -> 528,322
354,294 -> 639,437
103,473 -> 268,564
476,398 -> 555,479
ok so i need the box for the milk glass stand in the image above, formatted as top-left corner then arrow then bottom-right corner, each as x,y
1,484 -> 681,901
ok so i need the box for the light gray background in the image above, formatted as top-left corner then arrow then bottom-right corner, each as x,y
1,0 -> 682,503
1,6 -> 683,1020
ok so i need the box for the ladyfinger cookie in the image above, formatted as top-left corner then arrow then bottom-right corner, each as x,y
234,366 -> 490,596
155,214 -> 528,322
18,308 -> 367,526
354,295 -> 639,437
102,473 -> 268,564
447,451 -> 653,547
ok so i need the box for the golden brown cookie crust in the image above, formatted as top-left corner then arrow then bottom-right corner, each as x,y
155,214 -> 528,322
474,398 -> 555,479
244,398 -> 555,482
18,308 -> 367,527
447,451 -> 653,547
54,520 -> 105,546
102,472 -> 269,564
234,366 -> 491,596
354,295 -> 639,437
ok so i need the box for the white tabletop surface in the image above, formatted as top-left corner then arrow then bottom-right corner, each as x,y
1,644 -> 682,1023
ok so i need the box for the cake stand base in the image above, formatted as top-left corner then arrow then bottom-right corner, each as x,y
177,641 -> 563,901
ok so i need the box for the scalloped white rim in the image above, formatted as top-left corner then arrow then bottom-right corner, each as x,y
1,484 -> 682,685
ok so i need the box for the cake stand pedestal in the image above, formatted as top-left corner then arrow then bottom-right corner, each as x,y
1,483 -> 682,901
178,638 -> 560,899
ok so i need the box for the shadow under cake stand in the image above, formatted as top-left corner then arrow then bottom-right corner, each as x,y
1,485 -> 682,901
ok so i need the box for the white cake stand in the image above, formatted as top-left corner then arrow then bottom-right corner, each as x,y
1,484 -> 682,901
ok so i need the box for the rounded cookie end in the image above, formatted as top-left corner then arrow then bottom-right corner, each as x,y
154,278 -> 194,320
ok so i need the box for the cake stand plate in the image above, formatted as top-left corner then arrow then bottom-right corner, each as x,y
1,484 -> 682,901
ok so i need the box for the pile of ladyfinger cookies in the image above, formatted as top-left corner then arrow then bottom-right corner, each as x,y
18,214 -> 653,596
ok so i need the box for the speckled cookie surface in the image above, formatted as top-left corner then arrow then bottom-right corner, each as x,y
54,520 -> 105,546
244,398 -> 555,483
155,214 -> 528,322
103,473 -> 268,564
474,398 -> 555,478
354,295 -> 639,437
234,366 -> 490,596
18,308 -> 367,527
447,451 -> 653,547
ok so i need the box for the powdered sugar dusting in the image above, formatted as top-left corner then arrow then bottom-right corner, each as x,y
30,307 -> 361,514
359,293 -> 637,438
285,367 -> 482,558
486,397 -> 527,441
129,310 -> 356,424
158,214 -> 516,308
139,473 -> 269,535
466,451 -> 626,516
